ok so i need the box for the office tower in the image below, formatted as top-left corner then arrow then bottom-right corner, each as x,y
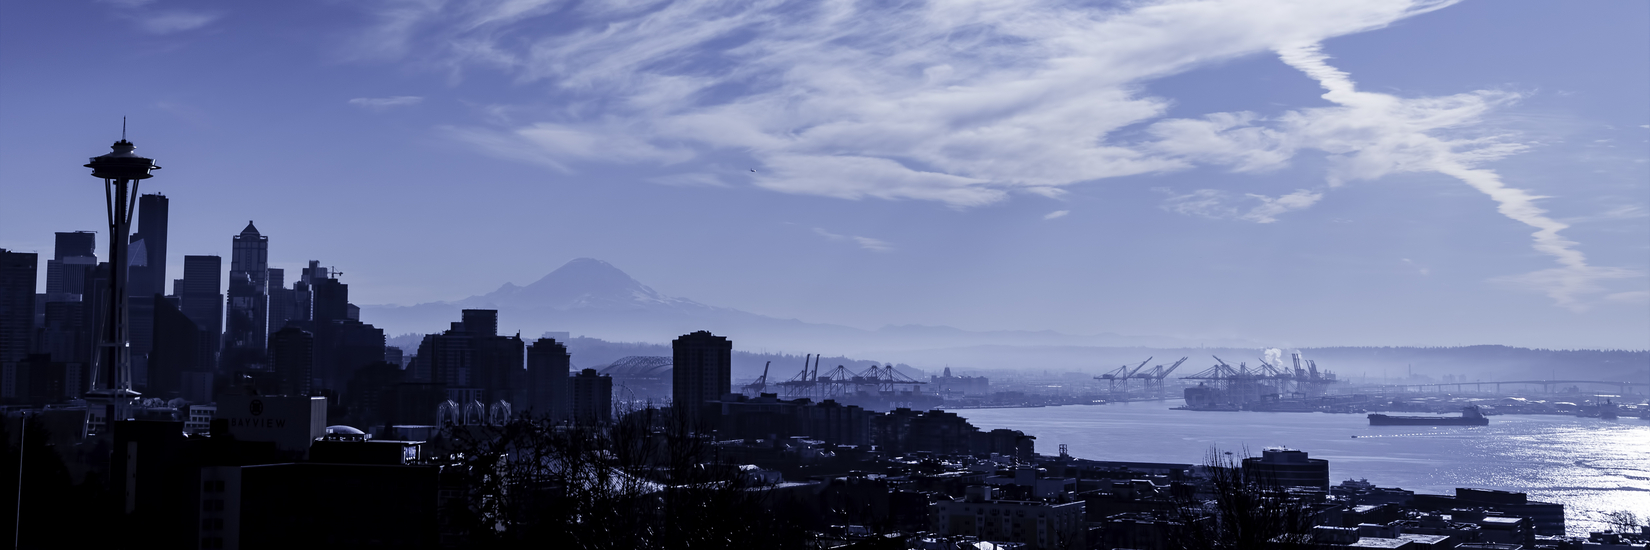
122,194 -> 169,390
671,330 -> 731,425
45,231 -> 97,303
303,274 -> 385,393
267,268 -> 290,333
180,255 -> 223,372
0,250 -> 38,401
461,310 -> 497,338
224,221 -> 269,368
312,277 -> 348,323
344,361 -> 403,428
54,231 -> 96,260
412,310 -> 522,405
148,294 -> 198,399
270,326 -> 314,396
571,368 -> 612,424
132,194 -> 168,295
470,313 -> 524,406
526,338 -> 571,420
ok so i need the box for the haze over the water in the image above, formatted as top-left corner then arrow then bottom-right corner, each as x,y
2,1 -> 1645,350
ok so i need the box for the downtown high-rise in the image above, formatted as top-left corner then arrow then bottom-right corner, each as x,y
224,221 -> 269,370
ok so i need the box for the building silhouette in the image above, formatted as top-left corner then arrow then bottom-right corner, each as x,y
671,330 -> 731,425
571,368 -> 612,424
407,310 -> 522,405
45,231 -> 96,302
299,273 -> 384,394
266,268 -> 293,333
224,221 -> 269,370
526,337 -> 571,420
179,255 -> 223,375
0,249 -> 38,401
147,294 -> 200,400
127,193 -> 168,389
270,326 -> 314,396
1242,447 -> 1330,490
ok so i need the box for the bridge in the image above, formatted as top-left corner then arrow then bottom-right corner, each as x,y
1365,379 -> 1647,395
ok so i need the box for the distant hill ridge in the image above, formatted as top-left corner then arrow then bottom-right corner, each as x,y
364,259 -> 1646,381
361,257 -> 1243,354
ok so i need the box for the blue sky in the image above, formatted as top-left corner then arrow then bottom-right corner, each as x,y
1,0 -> 1645,349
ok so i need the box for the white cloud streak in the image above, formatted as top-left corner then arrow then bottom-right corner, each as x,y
1159,188 -> 1320,223
813,227 -> 894,252
1269,44 -> 1638,310
349,96 -> 425,109
349,0 -> 1639,308
1043,210 -> 1069,220
353,0 -> 1457,207
101,0 -> 222,34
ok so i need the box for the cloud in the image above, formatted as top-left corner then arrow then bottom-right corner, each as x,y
349,0 -> 1640,310
1401,258 -> 1430,276
352,0 -> 1460,208
813,228 -> 893,252
101,1 -> 221,35
1268,43 -> 1638,309
349,96 -> 425,109
1159,188 -> 1320,223
1605,290 -> 1650,304
1043,210 -> 1069,220
1563,204 -> 1647,224
135,11 -> 220,34
645,173 -> 728,187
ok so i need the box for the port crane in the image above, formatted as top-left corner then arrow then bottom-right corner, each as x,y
1134,357 -> 1188,396
740,361 -> 772,396
1096,357 -> 1151,393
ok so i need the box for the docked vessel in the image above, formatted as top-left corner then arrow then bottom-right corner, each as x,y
1368,405 -> 1489,426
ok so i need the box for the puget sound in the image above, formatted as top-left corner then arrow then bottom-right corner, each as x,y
953,399 -> 1650,535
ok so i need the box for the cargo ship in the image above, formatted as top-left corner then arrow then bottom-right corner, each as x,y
1368,405 -> 1488,426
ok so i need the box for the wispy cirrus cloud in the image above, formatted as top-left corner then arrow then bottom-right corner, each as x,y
101,0 -> 222,35
813,228 -> 893,253
346,0 -> 1640,309
1043,210 -> 1069,220
1272,44 -> 1636,310
349,0 -> 1458,207
1159,188 -> 1321,224
349,96 -> 424,109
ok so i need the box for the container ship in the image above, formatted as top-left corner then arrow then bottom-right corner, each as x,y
1368,405 -> 1489,426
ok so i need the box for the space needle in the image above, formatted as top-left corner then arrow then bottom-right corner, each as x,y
82,129 -> 160,429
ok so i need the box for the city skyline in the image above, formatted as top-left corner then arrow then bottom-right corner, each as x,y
1,1 -> 1647,350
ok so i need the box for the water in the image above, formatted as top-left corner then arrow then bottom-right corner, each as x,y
953,400 -> 1650,535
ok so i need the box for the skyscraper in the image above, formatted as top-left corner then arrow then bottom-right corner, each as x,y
411,310 -> 521,405
129,194 -> 168,298
270,326 -> 314,396
45,231 -> 96,302
571,368 -> 612,425
672,330 -> 731,425
267,267 -> 290,333
225,221 -> 269,369
180,255 -> 223,372
302,273 -> 385,393
148,294 -> 198,400
526,338 -> 571,420
0,249 -> 38,401
122,194 -> 169,390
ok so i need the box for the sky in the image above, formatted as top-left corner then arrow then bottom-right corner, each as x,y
1,0 -> 1646,350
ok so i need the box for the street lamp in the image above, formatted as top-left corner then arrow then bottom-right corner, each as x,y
82,136 -> 159,427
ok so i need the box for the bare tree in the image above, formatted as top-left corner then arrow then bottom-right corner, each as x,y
1165,448 -> 1320,550
435,403 -> 812,549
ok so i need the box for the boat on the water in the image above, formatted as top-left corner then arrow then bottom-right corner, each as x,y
1368,405 -> 1489,426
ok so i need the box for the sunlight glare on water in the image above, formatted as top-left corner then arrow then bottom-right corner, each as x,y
954,400 -> 1650,535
